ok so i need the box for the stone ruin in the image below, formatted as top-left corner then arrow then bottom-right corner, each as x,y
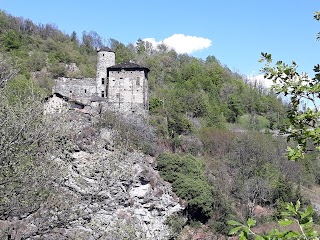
51,47 -> 149,115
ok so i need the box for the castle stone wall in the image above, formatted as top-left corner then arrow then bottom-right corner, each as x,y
107,70 -> 148,114
53,77 -> 96,104
52,50 -> 148,114
96,50 -> 115,98
44,94 -> 68,114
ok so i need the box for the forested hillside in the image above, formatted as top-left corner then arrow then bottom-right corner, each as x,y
0,9 -> 288,132
1,9 -> 320,239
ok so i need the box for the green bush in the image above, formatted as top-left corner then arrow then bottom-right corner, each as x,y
173,174 -> 213,220
168,114 -> 193,136
157,153 -> 205,182
4,30 -> 21,50
149,97 -> 163,113
238,114 -> 270,130
157,153 -> 213,222
6,75 -> 45,105
165,213 -> 186,239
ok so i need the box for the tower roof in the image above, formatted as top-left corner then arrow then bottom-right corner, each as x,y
97,47 -> 114,52
108,62 -> 150,72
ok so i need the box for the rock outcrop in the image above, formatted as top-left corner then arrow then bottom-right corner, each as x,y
0,111 -> 184,239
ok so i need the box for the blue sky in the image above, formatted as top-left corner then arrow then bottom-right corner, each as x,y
0,0 -> 319,78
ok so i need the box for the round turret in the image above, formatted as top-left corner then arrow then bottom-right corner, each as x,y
96,47 -> 115,98
96,47 -> 115,76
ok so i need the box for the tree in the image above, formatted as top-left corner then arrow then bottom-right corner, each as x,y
157,153 -> 214,222
81,31 -> 103,53
0,78 -> 70,219
136,38 -> 146,54
109,38 -> 135,64
229,11 -> 320,240
70,31 -> 79,44
0,54 -> 17,87
228,201 -> 317,240
4,30 -> 21,51
258,12 -> 320,161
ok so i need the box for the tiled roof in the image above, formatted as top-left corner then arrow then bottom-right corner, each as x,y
46,93 -> 86,106
108,62 -> 150,72
97,47 -> 114,52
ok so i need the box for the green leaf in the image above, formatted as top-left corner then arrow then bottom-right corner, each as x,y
278,219 -> 294,226
229,226 -> 243,235
239,231 -> 248,240
286,202 -> 296,214
300,219 -> 312,228
300,205 -> 313,220
284,231 -> 300,238
228,220 -> 242,226
254,235 -> 265,240
247,218 -> 256,228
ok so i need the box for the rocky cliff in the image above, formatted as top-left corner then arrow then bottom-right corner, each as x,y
0,110 -> 184,240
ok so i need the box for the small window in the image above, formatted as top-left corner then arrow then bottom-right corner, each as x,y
102,78 -> 105,84
103,54 -> 105,56
84,89 -> 87,93
120,77 -> 123,80
136,77 -> 140,86
101,91 -> 105,98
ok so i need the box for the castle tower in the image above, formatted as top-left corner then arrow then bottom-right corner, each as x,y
96,47 -> 115,98
107,62 -> 149,113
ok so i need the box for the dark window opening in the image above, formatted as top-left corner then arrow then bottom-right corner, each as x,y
102,78 -> 105,84
103,54 -> 105,56
101,91 -> 105,98
84,89 -> 87,93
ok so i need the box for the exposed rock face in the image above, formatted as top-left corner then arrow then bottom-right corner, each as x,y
63,148 -> 183,239
0,111 -> 183,240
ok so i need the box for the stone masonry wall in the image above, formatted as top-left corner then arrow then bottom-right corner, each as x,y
107,70 -> 148,114
53,77 -> 96,104
53,51 -> 149,114
44,94 -> 67,114
96,51 -> 115,98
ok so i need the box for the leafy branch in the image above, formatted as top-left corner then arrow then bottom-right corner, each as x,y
228,200 -> 318,239
259,52 -> 320,160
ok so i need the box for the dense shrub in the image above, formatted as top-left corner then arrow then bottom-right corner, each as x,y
157,153 -> 213,222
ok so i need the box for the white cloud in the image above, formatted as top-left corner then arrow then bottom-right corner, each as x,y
143,34 -> 212,54
247,74 -> 274,89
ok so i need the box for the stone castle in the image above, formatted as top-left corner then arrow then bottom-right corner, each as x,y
52,47 -> 149,114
